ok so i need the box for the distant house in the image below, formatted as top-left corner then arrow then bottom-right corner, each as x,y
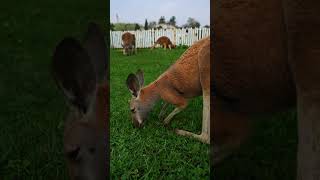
155,23 -> 177,30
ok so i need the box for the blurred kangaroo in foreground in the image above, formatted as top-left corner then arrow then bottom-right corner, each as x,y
213,2 -> 320,179
52,22 -> 108,180
126,37 -> 210,144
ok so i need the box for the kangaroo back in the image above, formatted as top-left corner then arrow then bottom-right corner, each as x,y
161,37 -> 210,98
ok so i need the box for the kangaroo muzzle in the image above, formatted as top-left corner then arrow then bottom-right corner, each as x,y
132,115 -> 143,128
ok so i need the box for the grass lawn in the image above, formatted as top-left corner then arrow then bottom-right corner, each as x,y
110,48 -> 210,179
0,0 -> 107,179
214,111 -> 297,180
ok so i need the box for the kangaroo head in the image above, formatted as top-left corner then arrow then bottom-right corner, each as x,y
52,22 -> 108,180
122,44 -> 134,56
126,70 -> 152,128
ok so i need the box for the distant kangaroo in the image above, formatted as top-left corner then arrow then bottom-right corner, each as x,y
122,32 -> 136,56
151,36 -> 176,50
126,37 -> 210,144
52,23 -> 108,180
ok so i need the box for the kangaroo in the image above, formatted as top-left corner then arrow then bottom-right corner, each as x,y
52,23 -> 108,180
213,1 -> 320,179
121,32 -> 136,56
151,36 -> 176,50
126,37 -> 210,144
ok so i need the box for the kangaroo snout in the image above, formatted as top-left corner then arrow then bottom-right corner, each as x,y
132,120 -> 143,128
132,116 -> 144,128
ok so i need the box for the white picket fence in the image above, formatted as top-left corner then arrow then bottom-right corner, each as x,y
110,28 -> 210,48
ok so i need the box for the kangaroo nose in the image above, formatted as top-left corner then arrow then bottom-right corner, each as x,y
133,119 -> 143,128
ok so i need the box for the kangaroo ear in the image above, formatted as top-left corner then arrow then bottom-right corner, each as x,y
83,22 -> 108,83
136,69 -> 144,87
126,73 -> 141,97
52,37 -> 96,114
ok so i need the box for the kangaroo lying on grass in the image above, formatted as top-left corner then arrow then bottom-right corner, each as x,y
126,37 -> 210,144
151,36 -> 176,50
52,23 -> 108,180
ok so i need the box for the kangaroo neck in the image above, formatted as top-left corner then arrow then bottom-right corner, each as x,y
140,81 -> 162,108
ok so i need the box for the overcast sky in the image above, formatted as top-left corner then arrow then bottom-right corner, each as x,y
110,0 -> 210,27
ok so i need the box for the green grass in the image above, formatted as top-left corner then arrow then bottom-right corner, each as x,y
110,48 -> 210,179
0,0 -> 107,179
214,111 -> 297,180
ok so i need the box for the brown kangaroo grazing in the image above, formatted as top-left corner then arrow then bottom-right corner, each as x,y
151,36 -> 176,50
52,23 -> 108,180
121,32 -> 136,56
126,37 -> 210,144
213,1 -> 320,179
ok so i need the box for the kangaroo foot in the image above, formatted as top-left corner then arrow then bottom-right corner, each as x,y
175,129 -> 209,144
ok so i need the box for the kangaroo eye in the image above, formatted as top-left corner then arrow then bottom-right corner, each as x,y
131,108 -> 136,113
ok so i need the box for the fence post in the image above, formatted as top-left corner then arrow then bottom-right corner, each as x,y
173,29 -> 176,45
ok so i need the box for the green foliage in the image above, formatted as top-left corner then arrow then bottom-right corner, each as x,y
110,23 -> 115,31
110,48 -> 209,179
148,21 -> 157,29
144,19 -> 148,30
134,23 -> 140,30
114,23 -> 141,31
158,16 -> 166,24
183,17 -> 201,28
168,16 -> 176,26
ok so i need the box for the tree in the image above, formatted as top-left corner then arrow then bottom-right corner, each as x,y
168,16 -> 176,26
148,21 -> 157,29
110,23 -> 115,31
134,23 -> 140,30
144,19 -> 148,30
203,25 -> 210,28
158,16 -> 166,24
184,17 -> 201,28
